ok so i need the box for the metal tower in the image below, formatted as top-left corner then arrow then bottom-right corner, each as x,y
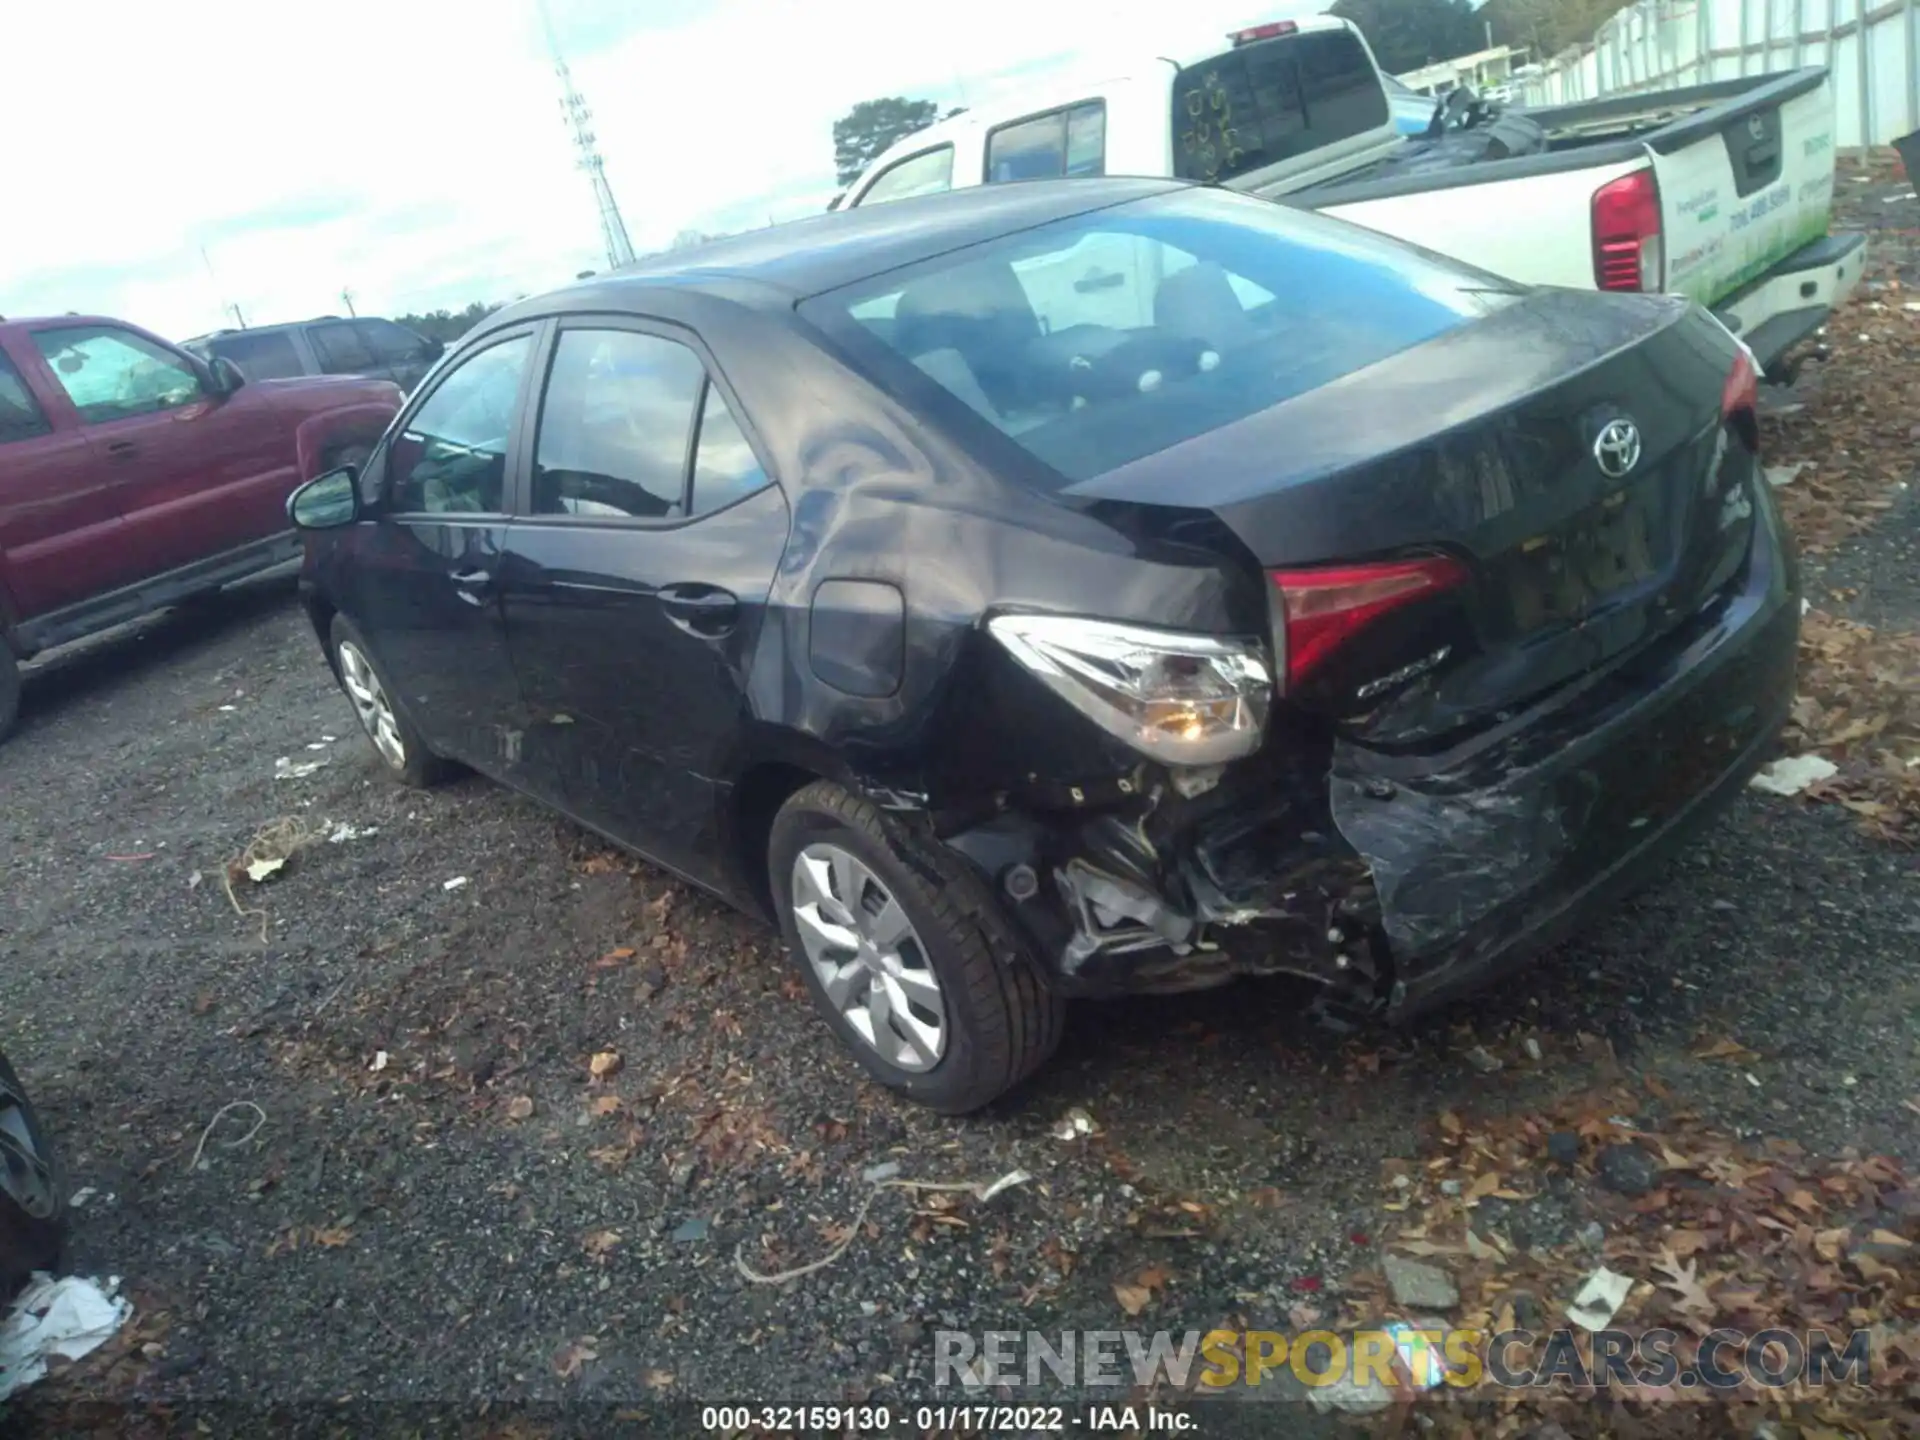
540,0 -> 636,270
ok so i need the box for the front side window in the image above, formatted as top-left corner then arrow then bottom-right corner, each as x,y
30,326 -> 204,423
803,185 -> 1517,486
857,146 -> 954,207
986,102 -> 1106,183
386,335 -> 532,515
0,351 -> 51,443
532,330 -> 704,520
210,330 -> 305,381
310,322 -> 378,374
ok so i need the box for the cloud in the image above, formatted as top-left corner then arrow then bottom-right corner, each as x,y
2,0 -> 1288,338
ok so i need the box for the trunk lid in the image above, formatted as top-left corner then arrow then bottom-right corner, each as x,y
1067,289 -> 1756,743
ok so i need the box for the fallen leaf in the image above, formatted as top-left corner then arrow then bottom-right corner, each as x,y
552,1338 -> 598,1378
589,1051 -> 623,1080
590,1094 -> 622,1116
1868,1228 -> 1912,1249
1692,1036 -> 1757,1062
1652,1248 -> 1714,1317
506,1096 -> 535,1121
1113,1281 -> 1152,1316
642,1367 -> 675,1390
583,1229 -> 622,1258
311,1226 -> 353,1248
1465,1171 -> 1502,1203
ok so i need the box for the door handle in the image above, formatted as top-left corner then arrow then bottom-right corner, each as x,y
106,440 -> 139,459
449,566 -> 494,604
658,583 -> 739,636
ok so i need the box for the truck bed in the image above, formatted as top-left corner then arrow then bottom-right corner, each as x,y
1289,68 -> 1830,207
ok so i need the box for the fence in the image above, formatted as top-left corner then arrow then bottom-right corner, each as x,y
1519,0 -> 1920,147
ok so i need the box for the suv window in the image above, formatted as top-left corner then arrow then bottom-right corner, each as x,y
309,321 -> 378,374
857,146 -> 954,207
209,330 -> 305,381
0,351 -> 51,443
30,326 -> 204,423
986,102 -> 1106,183
689,385 -> 767,515
533,330 -> 705,520
357,319 -> 429,365
1171,29 -> 1387,183
387,335 -> 532,514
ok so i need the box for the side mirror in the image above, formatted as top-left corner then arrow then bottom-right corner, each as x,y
422,338 -> 446,362
208,355 -> 246,395
288,467 -> 360,530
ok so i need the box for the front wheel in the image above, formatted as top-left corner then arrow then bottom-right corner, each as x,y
769,781 -> 1064,1113
0,1053 -> 63,1299
329,615 -> 455,788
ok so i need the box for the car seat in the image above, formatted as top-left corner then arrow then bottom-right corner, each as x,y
893,259 -> 1043,415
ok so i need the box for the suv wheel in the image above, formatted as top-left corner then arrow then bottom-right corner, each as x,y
329,615 -> 454,788
769,781 -> 1064,1113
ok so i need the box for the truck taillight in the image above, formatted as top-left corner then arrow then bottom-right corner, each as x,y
1231,20 -> 1298,44
1591,170 -> 1663,293
1268,556 -> 1469,693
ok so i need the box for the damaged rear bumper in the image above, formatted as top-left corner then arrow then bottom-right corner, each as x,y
938,482 -> 1800,1018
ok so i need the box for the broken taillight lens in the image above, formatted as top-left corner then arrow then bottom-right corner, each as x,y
1268,556 -> 1470,693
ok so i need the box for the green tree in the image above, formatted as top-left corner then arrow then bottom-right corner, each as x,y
392,300 -> 503,345
1481,0 -> 1632,60
831,97 -> 941,185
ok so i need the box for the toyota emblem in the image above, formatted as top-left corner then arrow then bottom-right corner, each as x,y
1593,418 -> 1642,478
1747,113 -> 1766,141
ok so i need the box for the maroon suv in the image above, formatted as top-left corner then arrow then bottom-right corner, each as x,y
0,314 -> 403,739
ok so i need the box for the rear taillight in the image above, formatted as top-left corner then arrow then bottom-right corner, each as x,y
1591,170 -> 1663,293
1721,344 -> 1760,449
1268,556 -> 1470,692
1231,20 -> 1298,44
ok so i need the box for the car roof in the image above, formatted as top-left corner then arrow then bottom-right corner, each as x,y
520,176 -> 1191,315
856,12 -> 1358,178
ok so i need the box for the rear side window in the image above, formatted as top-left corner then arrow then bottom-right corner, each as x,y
802,185 -> 1517,487
689,386 -> 767,515
358,319 -> 429,365
857,147 -> 954,207
309,322 -> 377,374
210,330 -> 304,381
985,102 -> 1107,183
0,351 -> 51,443
1172,29 -> 1387,183
533,330 -> 704,520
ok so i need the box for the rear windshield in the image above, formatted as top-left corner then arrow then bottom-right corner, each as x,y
800,186 -> 1519,487
1172,29 -> 1388,184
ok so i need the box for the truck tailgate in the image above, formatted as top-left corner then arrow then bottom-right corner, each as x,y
1657,74 -> 1838,309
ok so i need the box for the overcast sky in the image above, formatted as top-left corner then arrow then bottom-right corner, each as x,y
1,0 -> 1289,341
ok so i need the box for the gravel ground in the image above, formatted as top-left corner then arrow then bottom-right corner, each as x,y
2,166 -> 1916,1438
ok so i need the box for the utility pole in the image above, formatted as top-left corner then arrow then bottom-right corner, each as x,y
539,0 -> 636,270
199,244 -> 247,329
340,287 -> 357,318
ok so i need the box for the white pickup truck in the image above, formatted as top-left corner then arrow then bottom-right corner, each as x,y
845,14 -> 1863,378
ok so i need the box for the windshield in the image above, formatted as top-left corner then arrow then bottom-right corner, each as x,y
1170,29 -> 1388,185
801,186 -> 1521,487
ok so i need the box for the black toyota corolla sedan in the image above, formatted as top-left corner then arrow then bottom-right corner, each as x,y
288,177 -> 1799,1112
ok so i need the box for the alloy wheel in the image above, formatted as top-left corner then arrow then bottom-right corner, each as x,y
0,1087 -> 56,1220
790,842 -> 947,1072
337,640 -> 407,770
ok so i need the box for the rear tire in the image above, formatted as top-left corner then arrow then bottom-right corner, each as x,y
0,1052 -> 64,1301
0,646 -> 18,745
328,614 -> 456,788
769,781 -> 1064,1114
